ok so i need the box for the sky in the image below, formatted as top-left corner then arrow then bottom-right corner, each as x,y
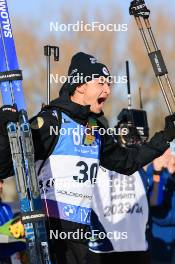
7,0 -> 174,58
7,0 -> 171,15
7,0 -> 174,46
8,0 -> 173,26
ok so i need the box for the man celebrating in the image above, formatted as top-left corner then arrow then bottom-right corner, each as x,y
0,52 -> 174,264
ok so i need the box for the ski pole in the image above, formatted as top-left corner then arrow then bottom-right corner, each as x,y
44,45 -> 59,105
139,87 -> 143,109
126,61 -> 132,110
129,0 -> 175,115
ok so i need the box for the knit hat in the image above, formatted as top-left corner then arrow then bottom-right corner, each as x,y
59,52 -> 110,95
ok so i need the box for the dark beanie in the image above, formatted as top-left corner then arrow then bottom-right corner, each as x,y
59,52 -> 110,95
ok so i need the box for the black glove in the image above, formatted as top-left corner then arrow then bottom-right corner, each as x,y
115,122 -> 142,148
0,105 -> 19,135
129,0 -> 150,19
164,114 -> 175,141
165,114 -> 175,129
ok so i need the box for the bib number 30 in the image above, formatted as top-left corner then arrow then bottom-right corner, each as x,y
73,161 -> 98,184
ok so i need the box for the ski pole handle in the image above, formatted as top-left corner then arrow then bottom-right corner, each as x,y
44,45 -> 59,61
44,45 -> 59,105
129,0 -> 150,19
53,46 -> 59,61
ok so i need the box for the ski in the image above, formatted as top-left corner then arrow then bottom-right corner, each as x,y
0,0 -> 52,263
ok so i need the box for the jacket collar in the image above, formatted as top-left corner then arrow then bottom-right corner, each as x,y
50,91 -> 103,122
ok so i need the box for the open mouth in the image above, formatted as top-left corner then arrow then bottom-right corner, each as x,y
98,97 -> 106,104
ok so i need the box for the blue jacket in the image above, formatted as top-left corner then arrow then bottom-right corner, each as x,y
146,164 -> 175,262
0,202 -> 26,259
0,202 -> 13,226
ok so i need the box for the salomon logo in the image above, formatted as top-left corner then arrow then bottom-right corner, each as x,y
0,70 -> 23,82
0,0 -> 12,38
22,212 -> 45,224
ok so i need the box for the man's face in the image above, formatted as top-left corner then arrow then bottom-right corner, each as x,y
82,78 -> 111,113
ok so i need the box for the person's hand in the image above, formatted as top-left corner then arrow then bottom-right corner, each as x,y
165,113 -> 175,129
153,149 -> 171,171
0,105 -> 19,135
165,151 -> 175,174
164,114 -> 175,142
